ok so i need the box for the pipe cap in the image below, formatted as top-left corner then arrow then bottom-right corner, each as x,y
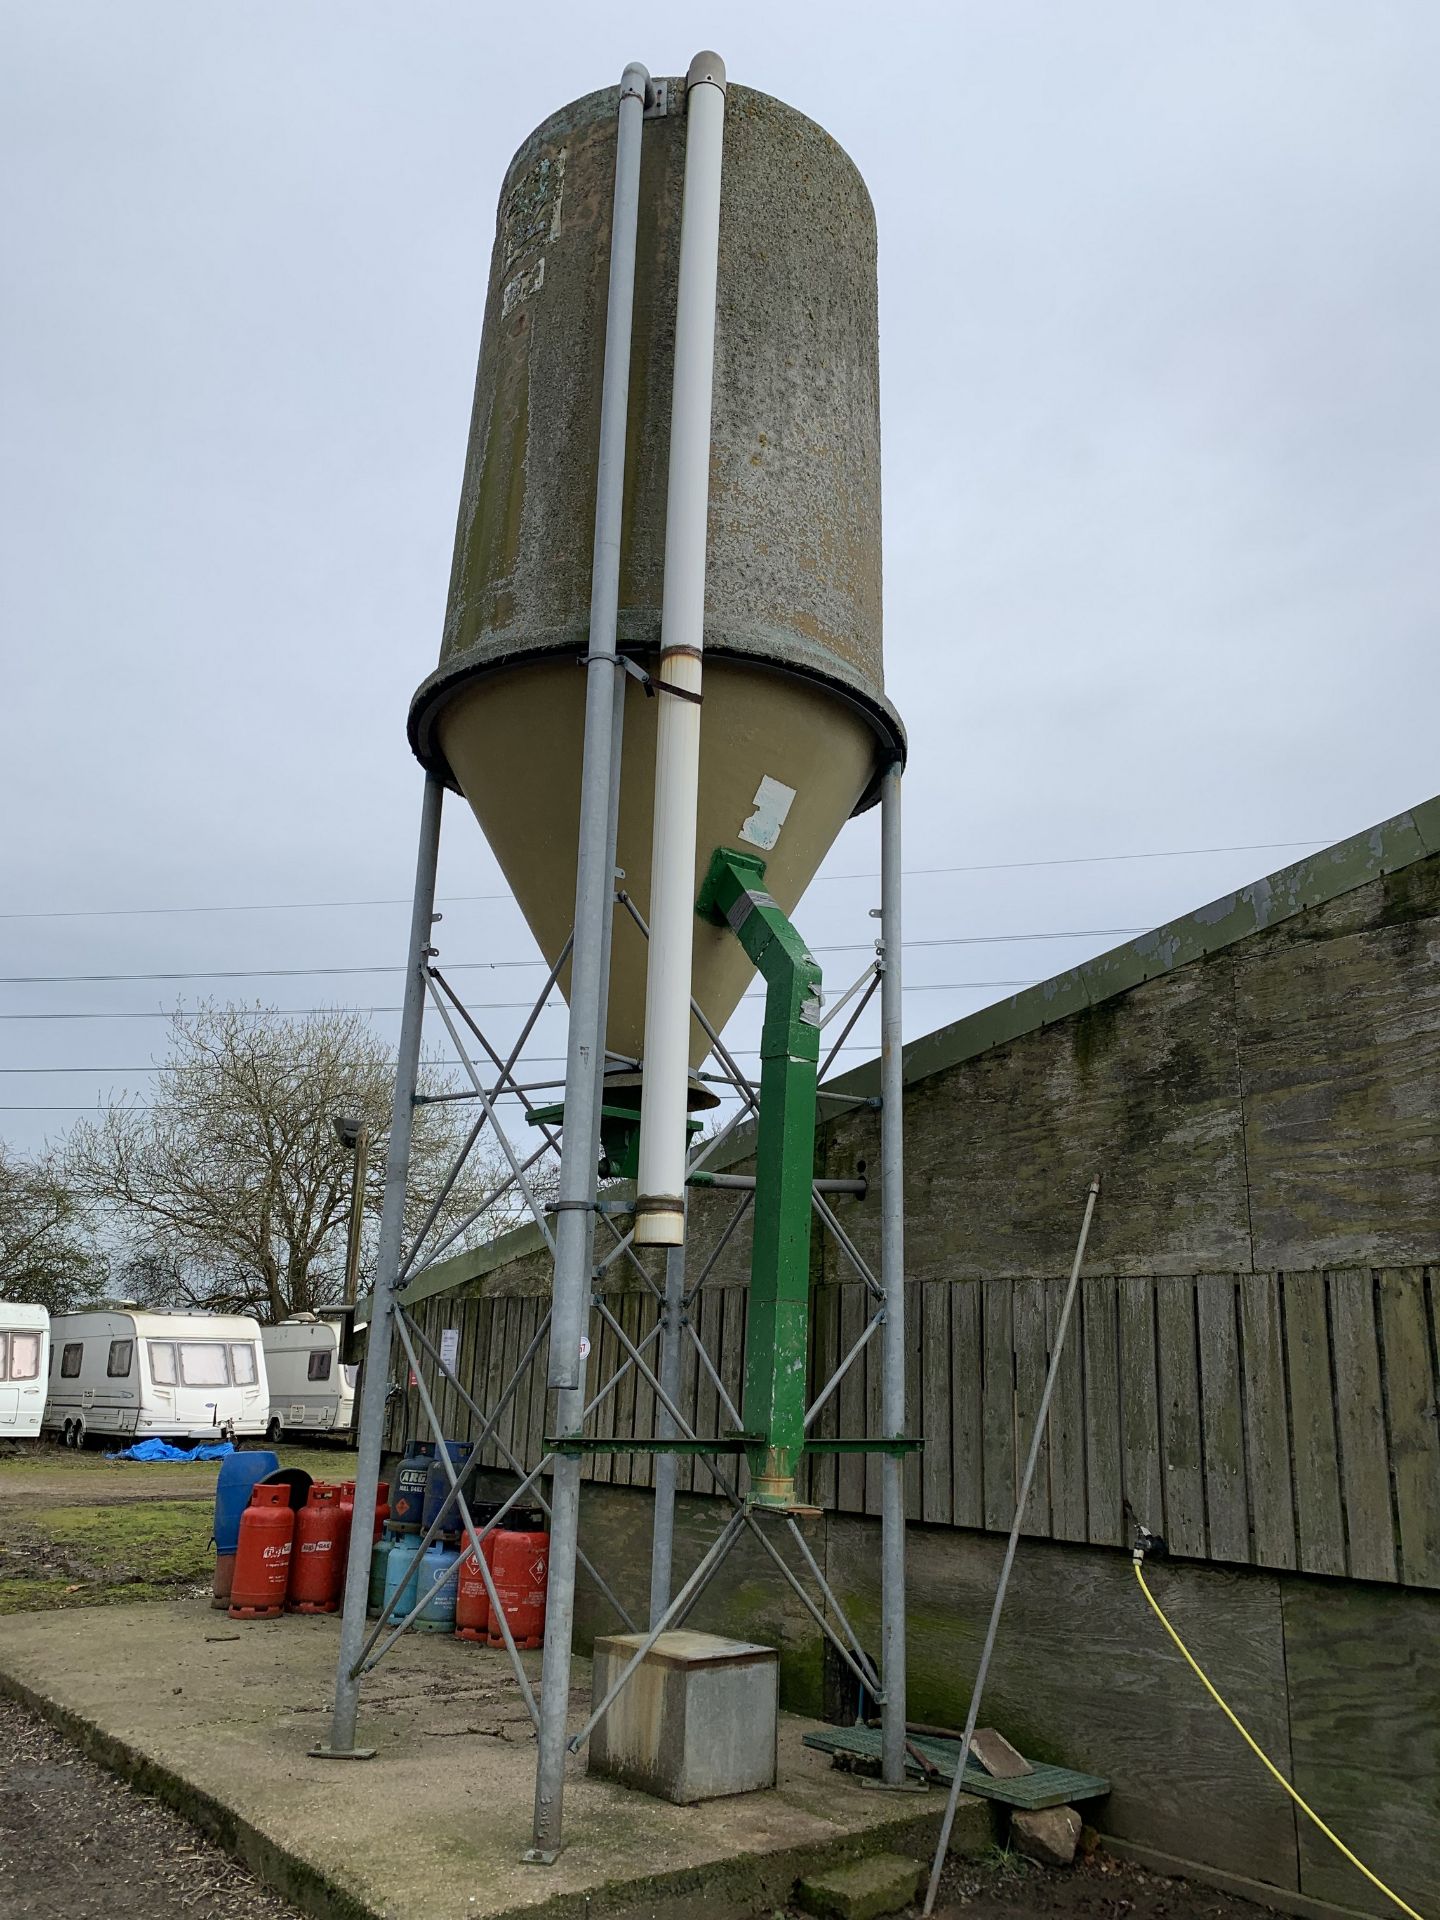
686,50 -> 727,94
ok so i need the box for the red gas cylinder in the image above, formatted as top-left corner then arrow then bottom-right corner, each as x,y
228,1485 -> 295,1619
486,1529 -> 549,1651
454,1534 -> 495,1644
288,1482 -> 343,1615
333,1479 -> 389,1572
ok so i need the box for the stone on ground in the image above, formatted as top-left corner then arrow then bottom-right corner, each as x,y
795,1852 -> 925,1920
1009,1803 -> 1082,1868
968,1727 -> 1030,1778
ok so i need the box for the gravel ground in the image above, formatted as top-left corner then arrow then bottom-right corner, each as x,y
923,1844 -> 1277,1917
0,1694 -> 304,1920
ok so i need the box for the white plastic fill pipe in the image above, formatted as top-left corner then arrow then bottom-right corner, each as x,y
634,50 -> 728,1248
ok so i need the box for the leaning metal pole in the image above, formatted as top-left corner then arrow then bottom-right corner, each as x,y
318,768 -> 444,1759
529,59 -> 649,1865
878,761 -> 908,1787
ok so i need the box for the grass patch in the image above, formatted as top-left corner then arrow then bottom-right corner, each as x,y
0,1499 -> 214,1614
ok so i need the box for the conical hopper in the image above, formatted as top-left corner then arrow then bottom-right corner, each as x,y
409,78 -> 903,1074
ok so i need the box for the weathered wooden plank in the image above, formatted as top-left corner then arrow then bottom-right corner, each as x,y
675,1290 -> 701,1495
1081,1275 -> 1123,1547
691,1284 -> 722,1482
1156,1276 -> 1206,1560
920,1282 -> 952,1525
982,1279 -> 1015,1532
1238,1274 -> 1296,1569
1011,1277 -> 1051,1537
864,1285 -> 884,1518
481,1298 -> 508,1469
498,1294 -> 526,1466
1117,1276 -> 1164,1540
1044,1276 -> 1087,1543
459,1296 -> 485,1451
1284,1577 -> 1440,1910
1282,1270 -> 1345,1578
589,1299 -> 617,1486
722,1287 -> 749,1500
1194,1275 -> 1248,1565
951,1281 -> 982,1529
810,1283 -> 840,1512
904,1280 -> 923,1521
1378,1267 -> 1440,1586
631,1291 -> 657,1490
837,1283 -> 867,1514
612,1291 -> 640,1490
1326,1268 -> 1397,1583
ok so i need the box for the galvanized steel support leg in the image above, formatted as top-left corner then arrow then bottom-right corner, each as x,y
878,762 -> 908,1788
528,60 -> 648,1866
317,769 -> 443,1760
649,1237 -> 686,1624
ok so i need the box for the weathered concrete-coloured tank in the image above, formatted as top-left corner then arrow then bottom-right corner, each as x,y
408,77 -> 902,1073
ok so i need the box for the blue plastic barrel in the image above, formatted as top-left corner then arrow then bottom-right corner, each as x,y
389,1439 -> 437,1532
381,1533 -> 422,1626
420,1441 -> 475,1537
414,1541 -> 461,1632
213,1450 -> 279,1555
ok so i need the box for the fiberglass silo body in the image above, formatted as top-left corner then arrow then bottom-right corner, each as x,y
409,78 -> 902,1077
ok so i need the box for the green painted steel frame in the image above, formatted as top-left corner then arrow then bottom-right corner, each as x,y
697,846 -> 824,1506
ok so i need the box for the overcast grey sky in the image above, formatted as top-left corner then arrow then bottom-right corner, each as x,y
3,2 -> 1438,1156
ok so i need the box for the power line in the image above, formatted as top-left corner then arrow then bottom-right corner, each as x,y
0,980 -> 1037,1022
0,840 -> 1332,922
0,929 -> 1145,989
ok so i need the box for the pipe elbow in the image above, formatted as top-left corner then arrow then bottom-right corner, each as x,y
686,50 -> 727,95
620,61 -> 650,105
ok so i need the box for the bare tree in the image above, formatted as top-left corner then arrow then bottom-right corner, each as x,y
0,1144 -> 106,1314
68,1004 -> 532,1323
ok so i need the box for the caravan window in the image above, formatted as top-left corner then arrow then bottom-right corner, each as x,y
148,1341 -> 177,1385
107,1339 -> 133,1378
230,1344 -> 258,1386
11,1333 -> 41,1380
61,1342 -> 83,1378
307,1350 -> 333,1383
178,1342 -> 229,1387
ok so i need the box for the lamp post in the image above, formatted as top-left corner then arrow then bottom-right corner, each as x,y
333,1115 -> 370,1371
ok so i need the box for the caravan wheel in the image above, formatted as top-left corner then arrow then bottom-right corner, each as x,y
265,1416 -> 283,1443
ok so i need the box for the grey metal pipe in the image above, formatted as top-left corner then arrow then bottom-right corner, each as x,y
878,763 -> 908,1788
530,59 -> 649,1866
317,770 -> 444,1760
691,1172 -> 868,1196
649,1235 -> 686,1624
922,1177 -> 1101,1913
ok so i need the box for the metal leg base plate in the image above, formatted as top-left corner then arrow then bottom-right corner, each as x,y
857,1775 -> 930,1794
522,1848 -> 560,1866
308,1744 -> 379,1761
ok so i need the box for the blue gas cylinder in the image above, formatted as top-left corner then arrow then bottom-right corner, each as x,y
368,1526 -> 400,1617
381,1532 -> 422,1626
414,1540 -> 461,1632
214,1451 -> 279,1556
420,1441 -> 476,1538
389,1439 -> 437,1532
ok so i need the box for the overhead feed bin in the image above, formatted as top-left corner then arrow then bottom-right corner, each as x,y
408,78 -> 904,1090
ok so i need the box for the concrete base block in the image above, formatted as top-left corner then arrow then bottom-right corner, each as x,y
795,1851 -> 925,1920
588,1629 -> 779,1805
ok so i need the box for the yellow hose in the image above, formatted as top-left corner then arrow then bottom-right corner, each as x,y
1132,1559 -> 1424,1920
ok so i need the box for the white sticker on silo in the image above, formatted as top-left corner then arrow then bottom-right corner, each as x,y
739,776 -> 797,851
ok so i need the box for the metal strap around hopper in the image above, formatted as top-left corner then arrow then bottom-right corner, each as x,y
801,1725 -> 1110,1810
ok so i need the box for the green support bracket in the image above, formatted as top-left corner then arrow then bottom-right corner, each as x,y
698,846 -> 824,1509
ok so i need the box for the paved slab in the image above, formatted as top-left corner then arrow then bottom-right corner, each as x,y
0,1599 -> 992,1920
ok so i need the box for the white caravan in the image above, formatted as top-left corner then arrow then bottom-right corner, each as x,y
0,1302 -> 51,1440
43,1310 -> 269,1447
260,1313 -> 356,1440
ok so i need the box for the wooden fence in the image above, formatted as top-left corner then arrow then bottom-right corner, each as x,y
392,1265 -> 1440,1590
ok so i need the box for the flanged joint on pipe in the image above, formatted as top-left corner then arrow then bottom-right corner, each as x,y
634,51 -> 728,1249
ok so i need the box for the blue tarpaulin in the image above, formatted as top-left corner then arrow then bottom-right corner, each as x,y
106,1438 -> 236,1463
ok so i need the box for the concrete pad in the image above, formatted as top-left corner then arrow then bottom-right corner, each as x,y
0,1599 -> 993,1920
796,1852 -> 925,1920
